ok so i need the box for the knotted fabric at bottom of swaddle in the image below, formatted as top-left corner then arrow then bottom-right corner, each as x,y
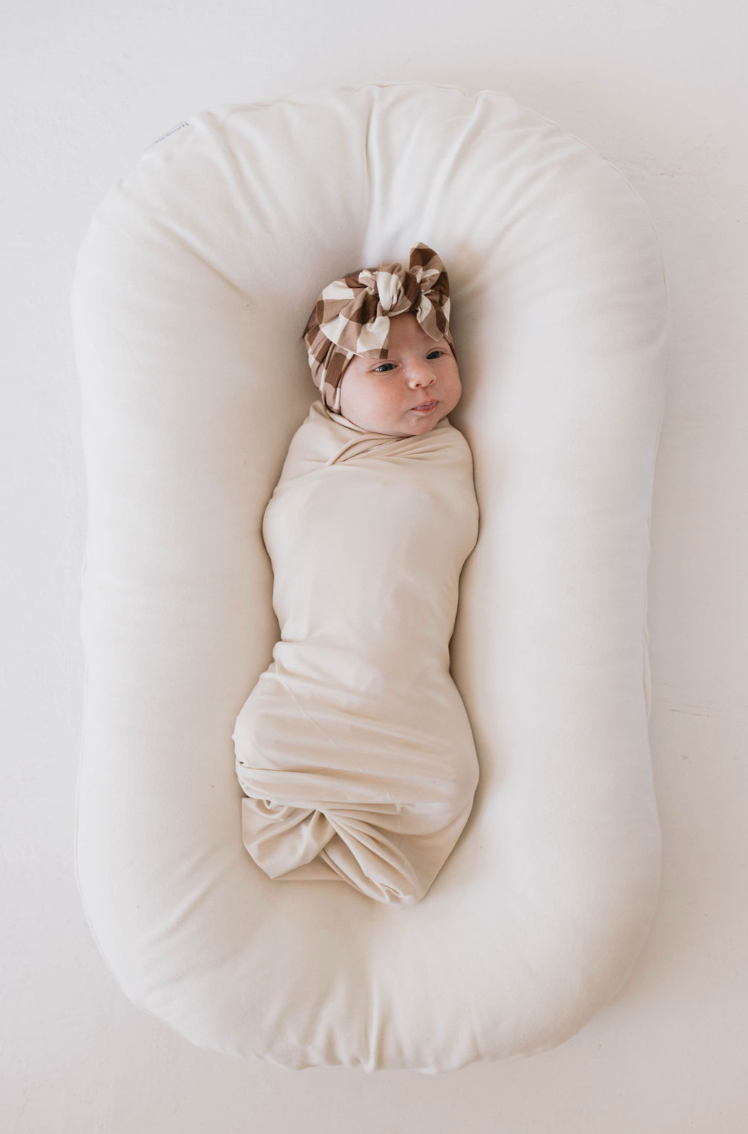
232,400 -> 481,907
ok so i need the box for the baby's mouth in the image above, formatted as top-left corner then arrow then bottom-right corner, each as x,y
411,400 -> 438,412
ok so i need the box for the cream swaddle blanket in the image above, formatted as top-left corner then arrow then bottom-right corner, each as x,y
233,399 -> 480,907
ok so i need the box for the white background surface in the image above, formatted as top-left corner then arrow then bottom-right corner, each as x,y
2,1 -> 746,1130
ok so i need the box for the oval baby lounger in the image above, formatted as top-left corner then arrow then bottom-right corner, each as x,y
72,81 -> 670,1072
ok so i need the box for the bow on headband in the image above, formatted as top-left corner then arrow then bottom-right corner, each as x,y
302,243 -> 456,413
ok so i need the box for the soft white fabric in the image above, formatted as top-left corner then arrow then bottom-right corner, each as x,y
234,400 -> 480,905
72,81 -> 670,1072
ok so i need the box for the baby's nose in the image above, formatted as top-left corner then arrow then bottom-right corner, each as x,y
406,358 -> 435,383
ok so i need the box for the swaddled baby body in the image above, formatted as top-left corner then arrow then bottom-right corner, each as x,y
233,245 -> 481,907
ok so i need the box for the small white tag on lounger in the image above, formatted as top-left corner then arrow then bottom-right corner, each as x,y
146,121 -> 191,149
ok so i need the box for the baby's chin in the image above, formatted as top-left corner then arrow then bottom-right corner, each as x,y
339,400 -> 452,436
384,410 -> 449,437
404,414 -> 445,434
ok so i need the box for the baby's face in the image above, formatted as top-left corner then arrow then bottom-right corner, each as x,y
338,313 -> 462,437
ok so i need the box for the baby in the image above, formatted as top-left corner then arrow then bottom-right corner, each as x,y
232,243 -> 481,907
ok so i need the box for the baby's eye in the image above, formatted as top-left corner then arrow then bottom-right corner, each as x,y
372,350 -> 444,373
